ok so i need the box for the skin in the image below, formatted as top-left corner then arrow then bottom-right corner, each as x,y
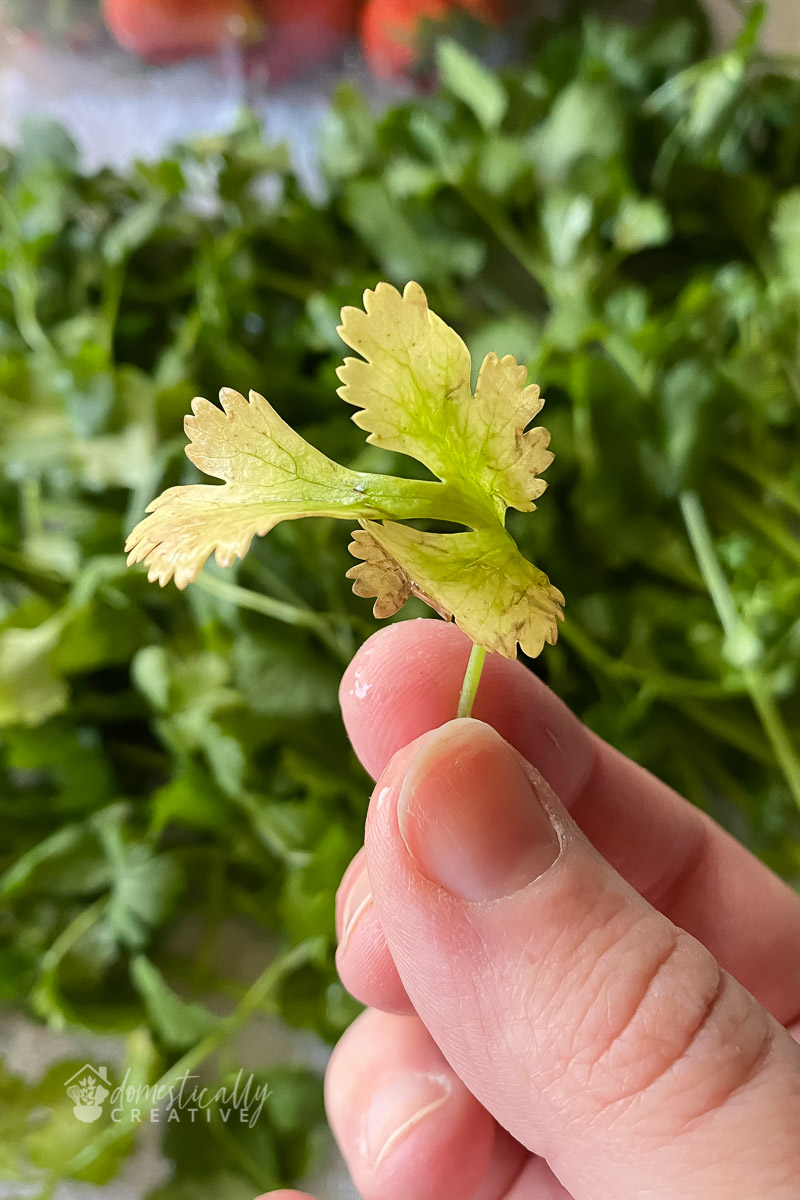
257,620 -> 800,1200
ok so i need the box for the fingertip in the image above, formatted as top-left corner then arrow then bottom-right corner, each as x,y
339,621 -> 472,778
340,620 -> 593,803
253,1192 -> 316,1199
336,848 -> 414,1015
336,847 -> 368,943
325,1010 -> 495,1200
336,900 -> 415,1016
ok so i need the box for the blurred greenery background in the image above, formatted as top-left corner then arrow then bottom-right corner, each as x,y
1,1 -> 800,1195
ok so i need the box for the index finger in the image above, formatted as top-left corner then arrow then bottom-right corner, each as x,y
340,620 -> 800,1026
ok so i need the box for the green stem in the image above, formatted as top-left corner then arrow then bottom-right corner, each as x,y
746,678 -> 800,799
256,266 -> 317,302
457,185 -> 543,285
62,937 -> 321,1177
192,571 -> 327,629
719,450 -> 800,517
0,196 -> 54,357
457,644 -> 487,718
100,260 -> 126,356
679,490 -> 800,812
679,492 -> 741,639
39,897 -> 107,975
0,545 -> 64,580
559,620 -> 749,699
190,573 -> 350,661
245,556 -> 318,610
676,697 -> 773,764
718,484 -> 800,569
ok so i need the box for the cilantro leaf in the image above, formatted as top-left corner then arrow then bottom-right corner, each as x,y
130,955 -> 220,1049
127,282 -> 563,659
97,817 -> 182,950
4,8 -> 800,1197
349,522 -> 563,658
337,281 -> 553,514
0,619 -> 69,726
125,387 -> 387,589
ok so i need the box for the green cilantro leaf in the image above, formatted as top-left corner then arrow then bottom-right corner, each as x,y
0,618 -> 69,726
130,955 -> 220,1049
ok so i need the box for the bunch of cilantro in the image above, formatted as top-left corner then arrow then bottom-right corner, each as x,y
1,1 -> 799,1194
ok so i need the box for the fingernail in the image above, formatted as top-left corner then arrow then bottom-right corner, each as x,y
338,865 -> 372,954
364,1072 -> 450,1169
398,719 -> 560,902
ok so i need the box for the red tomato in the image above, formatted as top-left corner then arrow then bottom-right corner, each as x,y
361,0 -> 506,78
250,0 -> 360,83
103,0 -> 359,77
102,0 -> 263,61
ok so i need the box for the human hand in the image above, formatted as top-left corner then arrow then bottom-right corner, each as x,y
263,620 -> 800,1200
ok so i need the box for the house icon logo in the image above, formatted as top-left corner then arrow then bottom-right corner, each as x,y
65,1064 -> 111,1123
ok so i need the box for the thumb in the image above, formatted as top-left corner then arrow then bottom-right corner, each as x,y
365,718 -> 800,1200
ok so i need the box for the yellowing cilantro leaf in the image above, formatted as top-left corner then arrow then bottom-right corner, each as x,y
337,281 -> 552,513
471,351 -> 553,511
348,521 -> 563,658
125,388 -> 440,588
126,483 -> 300,589
126,285 -> 563,659
347,527 -> 453,622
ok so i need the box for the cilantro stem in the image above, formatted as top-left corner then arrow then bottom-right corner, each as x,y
676,697 -> 773,764
39,896 -> 107,976
61,937 -> 322,1178
0,544 -> 64,580
257,266 -> 316,302
457,643 -> 487,718
679,490 -> 800,813
559,620 -> 750,698
191,572 -> 322,628
679,490 -> 754,653
746,686 -> 800,813
720,451 -> 800,517
100,260 -> 126,356
457,186 -> 543,284
718,484 -> 800,569
0,196 -> 54,357
190,572 -> 351,662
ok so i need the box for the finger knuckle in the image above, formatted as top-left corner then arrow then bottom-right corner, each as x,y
543,913 -> 775,1131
